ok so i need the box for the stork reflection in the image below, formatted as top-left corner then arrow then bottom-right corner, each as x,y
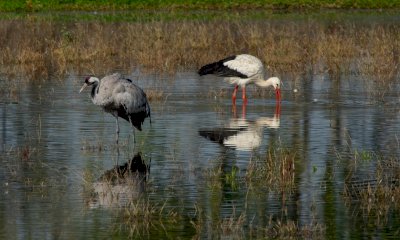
200,103 -> 281,151
87,152 -> 150,208
232,99 -> 281,118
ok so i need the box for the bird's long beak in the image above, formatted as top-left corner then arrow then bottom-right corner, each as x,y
79,83 -> 88,93
275,88 -> 281,102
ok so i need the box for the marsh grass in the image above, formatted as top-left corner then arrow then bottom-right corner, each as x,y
247,144 -> 296,192
145,88 -> 167,102
190,199 -> 325,239
343,149 -> 400,224
264,218 -> 325,239
0,78 -> 19,103
1,15 -> 399,92
218,211 -> 246,239
190,202 -> 244,238
195,145 -> 318,238
115,198 -> 182,238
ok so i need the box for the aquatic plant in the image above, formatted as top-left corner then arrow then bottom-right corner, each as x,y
114,198 -> 184,238
343,149 -> 400,226
218,211 -> 246,239
189,200 -> 326,239
224,166 -> 240,191
246,143 -> 297,192
264,218 -> 325,239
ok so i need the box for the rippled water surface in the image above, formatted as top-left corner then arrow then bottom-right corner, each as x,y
1,70 -> 400,239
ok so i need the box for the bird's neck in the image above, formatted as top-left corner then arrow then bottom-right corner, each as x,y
90,81 -> 99,99
255,78 -> 275,88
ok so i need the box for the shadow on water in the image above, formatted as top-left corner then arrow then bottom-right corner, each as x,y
87,152 -> 150,208
199,103 -> 281,151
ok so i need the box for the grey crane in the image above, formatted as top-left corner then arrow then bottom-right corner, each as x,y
79,73 -> 151,145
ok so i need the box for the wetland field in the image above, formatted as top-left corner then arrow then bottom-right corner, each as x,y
1,9 -> 400,239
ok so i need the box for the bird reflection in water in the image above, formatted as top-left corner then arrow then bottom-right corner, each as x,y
199,103 -> 281,151
87,153 -> 150,208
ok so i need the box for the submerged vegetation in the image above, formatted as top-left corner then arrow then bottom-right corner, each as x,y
248,144 -> 296,192
343,150 -> 400,220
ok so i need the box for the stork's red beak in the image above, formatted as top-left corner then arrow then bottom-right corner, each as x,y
275,88 -> 281,102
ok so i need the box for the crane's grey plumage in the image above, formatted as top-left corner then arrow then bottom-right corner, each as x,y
79,73 -> 151,144
198,54 -> 282,103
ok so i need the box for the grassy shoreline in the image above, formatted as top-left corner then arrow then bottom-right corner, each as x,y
1,14 -> 398,83
1,0 -> 400,12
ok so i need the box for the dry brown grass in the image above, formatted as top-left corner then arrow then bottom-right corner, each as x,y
145,88 -> 167,102
0,17 -> 399,84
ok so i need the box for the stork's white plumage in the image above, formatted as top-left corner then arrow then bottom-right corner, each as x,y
198,54 -> 281,103
79,73 -> 151,144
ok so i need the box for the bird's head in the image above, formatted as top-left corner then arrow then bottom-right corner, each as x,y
79,76 -> 99,93
268,77 -> 281,90
266,77 -> 281,102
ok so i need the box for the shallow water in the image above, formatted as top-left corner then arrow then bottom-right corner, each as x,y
1,70 -> 400,239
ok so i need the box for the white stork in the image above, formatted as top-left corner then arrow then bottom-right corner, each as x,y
79,73 -> 151,145
198,54 -> 281,103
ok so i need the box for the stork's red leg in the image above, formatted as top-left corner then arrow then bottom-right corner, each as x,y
275,101 -> 281,116
242,102 -> 247,118
232,85 -> 239,104
242,86 -> 248,104
232,103 -> 237,117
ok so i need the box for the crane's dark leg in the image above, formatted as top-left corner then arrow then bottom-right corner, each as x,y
115,116 -> 120,145
115,144 -> 120,166
127,116 -> 136,144
132,127 -> 136,144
